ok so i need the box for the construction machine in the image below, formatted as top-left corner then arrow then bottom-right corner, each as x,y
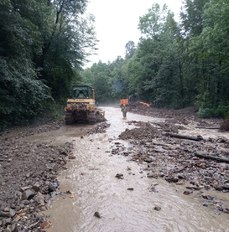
64,85 -> 105,124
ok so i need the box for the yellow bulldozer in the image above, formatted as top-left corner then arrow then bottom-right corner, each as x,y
64,85 -> 105,124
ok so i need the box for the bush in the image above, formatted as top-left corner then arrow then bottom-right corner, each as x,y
198,105 -> 229,118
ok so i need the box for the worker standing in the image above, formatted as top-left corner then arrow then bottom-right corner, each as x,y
120,98 -> 128,118
121,104 -> 128,118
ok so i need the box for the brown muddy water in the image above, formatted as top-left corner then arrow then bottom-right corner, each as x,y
40,107 -> 228,232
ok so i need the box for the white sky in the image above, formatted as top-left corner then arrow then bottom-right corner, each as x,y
85,0 -> 183,66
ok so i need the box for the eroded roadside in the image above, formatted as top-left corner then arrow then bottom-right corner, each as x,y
116,120 -> 229,213
0,121 -> 95,231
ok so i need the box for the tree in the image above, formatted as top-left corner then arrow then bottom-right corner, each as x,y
189,0 -> 229,116
180,0 -> 210,37
125,41 -> 136,59
138,3 -> 168,39
0,0 -> 97,129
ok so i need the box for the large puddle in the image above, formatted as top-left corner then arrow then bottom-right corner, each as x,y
46,107 -> 229,232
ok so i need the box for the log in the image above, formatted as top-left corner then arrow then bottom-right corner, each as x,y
165,132 -> 203,141
195,152 -> 229,163
196,126 -> 220,130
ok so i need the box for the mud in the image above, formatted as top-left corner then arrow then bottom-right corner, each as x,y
46,107 -> 228,232
1,107 -> 229,232
87,122 -> 110,135
117,121 -> 229,214
0,121 -> 93,231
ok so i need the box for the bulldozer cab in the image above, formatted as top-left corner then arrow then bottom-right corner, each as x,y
72,85 -> 94,99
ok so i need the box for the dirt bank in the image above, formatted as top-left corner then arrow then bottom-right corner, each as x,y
113,118 -> 229,214
0,120 -> 93,232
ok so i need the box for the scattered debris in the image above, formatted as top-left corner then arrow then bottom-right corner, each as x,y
0,124 -> 74,231
88,122 -> 110,134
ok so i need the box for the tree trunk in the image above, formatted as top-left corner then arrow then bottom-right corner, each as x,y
165,132 -> 203,141
195,152 -> 229,163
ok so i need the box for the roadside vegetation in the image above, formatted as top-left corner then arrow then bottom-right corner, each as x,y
82,0 -> 229,119
0,0 -> 96,130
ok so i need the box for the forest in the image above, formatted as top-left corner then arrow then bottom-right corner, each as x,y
0,0 -> 229,130
82,0 -> 229,118
0,0 -> 95,129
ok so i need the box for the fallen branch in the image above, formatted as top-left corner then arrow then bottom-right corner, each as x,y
195,152 -> 229,163
196,126 -> 220,130
165,133 -> 203,141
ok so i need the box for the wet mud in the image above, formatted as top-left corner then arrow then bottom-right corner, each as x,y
1,107 -> 228,231
0,121 -> 93,231
46,107 -> 229,232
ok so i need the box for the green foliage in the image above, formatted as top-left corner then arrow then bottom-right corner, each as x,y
0,58 -> 51,129
181,0 -> 210,36
81,62 -> 113,103
138,3 -> 168,38
82,0 -> 228,118
0,0 -> 96,129
198,105 -> 229,118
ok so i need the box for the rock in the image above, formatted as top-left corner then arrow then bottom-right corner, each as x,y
23,200 -> 30,205
183,190 -> 193,195
165,176 -> 179,183
32,182 -> 40,192
115,173 -> 124,179
94,211 -> 101,218
34,192 -> 45,206
48,181 -> 59,192
68,155 -> 76,159
0,208 -> 15,218
154,206 -> 161,211
39,220 -> 52,230
144,157 -> 154,163
186,186 -> 202,191
21,189 -> 35,200
60,151 -> 68,156
203,203 -> 209,207
149,186 -> 158,193
9,209 -> 16,217
0,211 -> 10,217
222,207 -> 229,214
26,173 -> 30,178
2,217 -> 12,226
3,207 -> 10,212
159,173 -> 165,177
10,223 -> 19,232
20,186 -> 31,192
15,191 -> 22,199
202,194 -> 214,201
147,172 -> 158,179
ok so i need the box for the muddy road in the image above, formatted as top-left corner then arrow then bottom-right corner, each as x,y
0,106 -> 228,231
42,107 -> 229,232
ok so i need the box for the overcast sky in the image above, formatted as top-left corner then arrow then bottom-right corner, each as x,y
85,0 -> 183,66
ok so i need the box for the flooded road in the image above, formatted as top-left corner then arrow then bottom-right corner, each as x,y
46,107 -> 229,232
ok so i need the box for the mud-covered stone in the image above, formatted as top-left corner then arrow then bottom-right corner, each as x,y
21,189 -> 35,200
